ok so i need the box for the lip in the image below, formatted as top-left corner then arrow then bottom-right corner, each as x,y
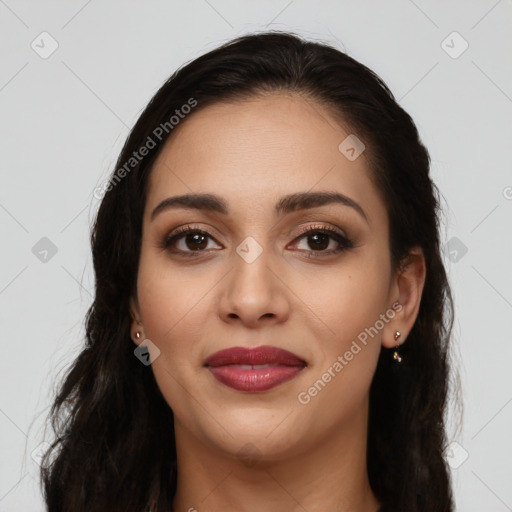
204,345 -> 306,392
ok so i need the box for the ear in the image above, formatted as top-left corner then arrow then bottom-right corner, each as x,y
129,295 -> 144,346
382,246 -> 426,349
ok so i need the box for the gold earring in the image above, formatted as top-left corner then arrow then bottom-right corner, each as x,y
393,331 -> 402,363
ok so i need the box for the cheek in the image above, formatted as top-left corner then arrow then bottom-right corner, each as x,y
294,254 -> 390,343
294,268 -> 386,432
135,259 -> 207,422
134,261 -> 212,418
136,253 -> 215,342
292,257 -> 389,413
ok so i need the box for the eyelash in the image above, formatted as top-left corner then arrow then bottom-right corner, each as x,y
160,223 -> 354,258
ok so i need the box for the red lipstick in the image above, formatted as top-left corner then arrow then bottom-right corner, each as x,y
204,345 -> 306,392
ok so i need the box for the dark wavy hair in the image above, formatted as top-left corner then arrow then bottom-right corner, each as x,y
40,31 -> 457,512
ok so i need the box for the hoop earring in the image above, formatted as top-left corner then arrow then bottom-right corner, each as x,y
393,331 -> 402,363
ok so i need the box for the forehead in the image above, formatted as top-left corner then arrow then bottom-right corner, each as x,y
145,93 -> 387,224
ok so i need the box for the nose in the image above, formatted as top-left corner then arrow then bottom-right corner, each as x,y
218,244 -> 290,328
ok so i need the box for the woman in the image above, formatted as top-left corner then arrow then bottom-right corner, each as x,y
40,31 -> 456,511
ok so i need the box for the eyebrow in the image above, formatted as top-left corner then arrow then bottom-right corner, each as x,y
150,191 -> 368,224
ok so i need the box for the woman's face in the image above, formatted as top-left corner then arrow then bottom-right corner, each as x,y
130,92 -> 402,461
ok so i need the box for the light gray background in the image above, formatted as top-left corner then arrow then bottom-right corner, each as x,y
1,1 -> 511,510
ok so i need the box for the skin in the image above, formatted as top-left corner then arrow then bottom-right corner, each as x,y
129,92 -> 426,512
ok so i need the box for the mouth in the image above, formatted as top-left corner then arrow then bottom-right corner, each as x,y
204,345 -> 307,393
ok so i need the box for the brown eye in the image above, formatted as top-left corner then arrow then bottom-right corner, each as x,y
162,227 -> 222,255
183,232 -> 208,250
305,232 -> 330,250
290,225 -> 353,257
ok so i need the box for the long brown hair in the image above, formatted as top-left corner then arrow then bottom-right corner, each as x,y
41,31 -> 457,512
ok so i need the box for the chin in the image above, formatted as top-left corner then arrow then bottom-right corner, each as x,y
198,412 -> 305,461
